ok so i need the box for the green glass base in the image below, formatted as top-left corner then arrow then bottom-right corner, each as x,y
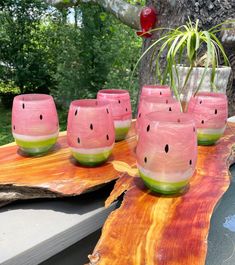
139,170 -> 189,195
197,133 -> 222,146
115,126 -> 130,141
72,149 -> 112,167
15,137 -> 57,156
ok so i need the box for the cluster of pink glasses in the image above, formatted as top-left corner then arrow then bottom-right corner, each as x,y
12,89 -> 132,166
135,85 -> 228,194
12,85 -> 228,195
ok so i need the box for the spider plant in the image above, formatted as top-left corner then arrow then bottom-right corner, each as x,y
134,18 -> 232,106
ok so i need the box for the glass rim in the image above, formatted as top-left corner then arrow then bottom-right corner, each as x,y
193,91 -> 227,100
70,99 -> 110,108
142,84 -> 171,90
98,89 -> 130,96
14,93 -> 52,102
191,92 -> 227,105
141,95 -> 178,104
145,111 -> 194,125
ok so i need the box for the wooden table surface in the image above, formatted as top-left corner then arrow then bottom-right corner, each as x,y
0,126 -> 136,205
87,123 -> 235,265
1,121 -> 235,265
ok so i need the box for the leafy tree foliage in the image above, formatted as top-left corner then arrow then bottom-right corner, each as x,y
44,20 -> 81,107
48,3 -> 141,109
102,15 -> 141,108
78,3 -> 142,108
0,0 -> 141,110
0,0 -> 53,93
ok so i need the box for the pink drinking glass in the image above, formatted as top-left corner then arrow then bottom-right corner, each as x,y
97,89 -> 132,141
12,94 -> 59,155
188,92 -> 228,146
140,85 -> 172,99
67,99 -> 115,166
136,111 -> 197,194
136,96 -> 181,136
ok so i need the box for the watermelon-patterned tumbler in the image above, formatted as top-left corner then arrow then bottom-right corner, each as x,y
12,94 -> 59,155
188,92 -> 228,146
67,99 -> 115,166
136,96 -> 181,136
136,111 -> 197,194
97,89 -> 132,141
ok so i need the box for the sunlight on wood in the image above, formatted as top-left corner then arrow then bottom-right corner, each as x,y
110,160 -> 138,177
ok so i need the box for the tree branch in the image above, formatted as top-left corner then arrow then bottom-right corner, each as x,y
46,0 -> 141,29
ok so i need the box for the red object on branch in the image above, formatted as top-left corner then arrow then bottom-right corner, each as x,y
137,6 -> 157,38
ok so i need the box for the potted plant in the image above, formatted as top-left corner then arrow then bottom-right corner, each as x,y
135,19 -> 232,111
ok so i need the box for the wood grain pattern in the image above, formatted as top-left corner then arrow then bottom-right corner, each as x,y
88,123 -> 235,265
0,125 -> 137,202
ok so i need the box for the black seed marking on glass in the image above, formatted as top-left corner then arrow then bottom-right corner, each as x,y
144,157 -> 147,163
201,120 -> 204,124
40,115 -> 43,120
75,109 -> 77,116
77,137 -> 80,143
90,123 -> 93,130
169,107 -> 172,111
200,100 -> 202,104
147,124 -> 150,132
106,134 -> 109,140
138,113 -> 141,118
189,159 -> 192,165
22,103 -> 25,109
13,125 -> 15,130
165,144 -> 169,153
215,109 -> 217,114
106,108 -> 109,114
118,100 -> 121,104
126,108 -> 128,112
166,99 -> 168,104
160,91 -> 162,95
193,127 -> 196,132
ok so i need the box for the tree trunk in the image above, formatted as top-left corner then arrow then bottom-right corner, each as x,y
74,6 -> 78,28
139,0 -> 235,115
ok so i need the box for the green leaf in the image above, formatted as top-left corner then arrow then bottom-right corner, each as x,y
187,32 -> 194,62
209,19 -> 235,33
202,31 -> 212,64
167,34 -> 182,61
195,31 -> 200,50
100,12 -> 107,22
210,32 -> 230,66
130,33 -> 171,84
172,34 -> 188,57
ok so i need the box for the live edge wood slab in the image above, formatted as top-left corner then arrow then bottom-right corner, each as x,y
1,122 -> 235,264
0,126 -> 136,204
87,123 -> 235,265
